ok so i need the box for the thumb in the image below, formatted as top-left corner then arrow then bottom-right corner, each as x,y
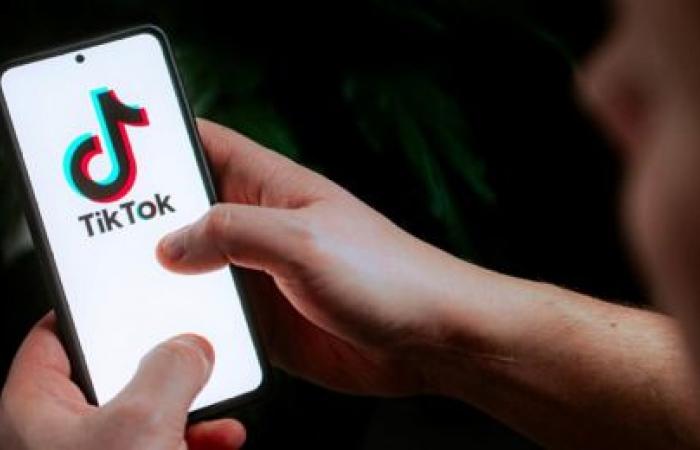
107,334 -> 214,421
157,203 -> 304,276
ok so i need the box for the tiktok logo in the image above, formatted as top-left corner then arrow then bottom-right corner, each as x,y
64,87 -> 149,203
66,87 -> 177,238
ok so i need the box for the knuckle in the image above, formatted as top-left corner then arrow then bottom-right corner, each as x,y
294,217 -> 319,252
203,204 -> 232,240
286,213 -> 329,271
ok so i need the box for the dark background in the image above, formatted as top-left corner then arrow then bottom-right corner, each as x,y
0,1 -> 646,449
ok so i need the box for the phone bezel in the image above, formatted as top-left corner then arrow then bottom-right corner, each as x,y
0,24 -> 271,422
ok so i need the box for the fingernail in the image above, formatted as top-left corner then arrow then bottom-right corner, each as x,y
173,334 -> 215,374
161,228 -> 187,261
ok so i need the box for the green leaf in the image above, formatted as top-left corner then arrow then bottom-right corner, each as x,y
343,70 -> 496,256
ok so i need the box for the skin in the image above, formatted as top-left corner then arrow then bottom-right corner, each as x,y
0,314 -> 246,450
581,0 -> 700,361
5,0 -> 700,448
154,120 -> 700,450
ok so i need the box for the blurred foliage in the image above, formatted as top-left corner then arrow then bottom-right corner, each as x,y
164,0 -> 593,258
178,36 -> 496,255
342,70 -> 493,254
176,46 -> 302,159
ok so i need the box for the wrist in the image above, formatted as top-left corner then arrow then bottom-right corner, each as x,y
407,256 -> 558,398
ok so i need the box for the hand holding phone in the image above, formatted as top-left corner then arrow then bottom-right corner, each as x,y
0,313 -> 246,450
157,119 -> 438,398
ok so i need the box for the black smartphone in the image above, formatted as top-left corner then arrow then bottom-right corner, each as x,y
0,25 -> 268,420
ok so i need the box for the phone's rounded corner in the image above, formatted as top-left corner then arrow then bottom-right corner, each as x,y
133,24 -> 170,47
186,365 -> 274,425
250,360 -> 274,402
242,368 -> 275,409
0,59 -> 21,96
0,69 -> 10,95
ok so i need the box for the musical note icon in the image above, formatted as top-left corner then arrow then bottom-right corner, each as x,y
64,87 -> 149,203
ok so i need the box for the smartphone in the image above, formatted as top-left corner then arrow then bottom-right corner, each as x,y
0,25 -> 267,420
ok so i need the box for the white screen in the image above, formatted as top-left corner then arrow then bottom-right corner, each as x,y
1,31 -> 263,410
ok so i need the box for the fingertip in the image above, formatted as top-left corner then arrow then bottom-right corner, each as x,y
187,418 -> 247,450
157,228 -> 187,263
9,311 -> 71,379
220,419 -> 247,448
37,310 -> 57,328
156,224 -> 207,274
155,238 -> 219,276
109,334 -> 217,421
196,117 -> 227,135
141,333 -> 215,387
172,334 -> 215,367
195,116 -> 214,129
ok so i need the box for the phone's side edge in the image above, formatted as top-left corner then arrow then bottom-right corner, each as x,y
140,26 -> 274,423
0,64 -> 99,407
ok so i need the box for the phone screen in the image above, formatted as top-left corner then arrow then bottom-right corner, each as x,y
0,30 -> 263,411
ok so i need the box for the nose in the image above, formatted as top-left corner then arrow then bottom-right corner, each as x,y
579,37 -> 647,157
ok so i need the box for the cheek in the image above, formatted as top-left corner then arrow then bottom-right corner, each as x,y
625,156 -> 670,291
625,114 -> 700,318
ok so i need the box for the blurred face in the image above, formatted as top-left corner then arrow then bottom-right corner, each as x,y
582,0 -> 700,347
